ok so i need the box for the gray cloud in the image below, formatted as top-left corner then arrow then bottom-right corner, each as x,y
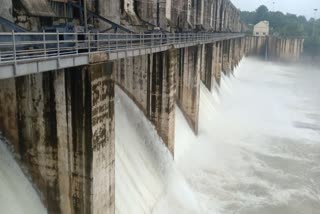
231,0 -> 320,19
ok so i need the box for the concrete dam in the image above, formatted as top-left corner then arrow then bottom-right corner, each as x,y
0,0 -> 304,213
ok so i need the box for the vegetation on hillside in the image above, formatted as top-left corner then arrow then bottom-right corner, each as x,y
241,5 -> 320,56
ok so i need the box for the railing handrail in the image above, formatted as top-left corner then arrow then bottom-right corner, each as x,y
0,31 -> 245,65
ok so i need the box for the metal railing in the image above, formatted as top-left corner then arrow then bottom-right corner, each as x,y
0,31 -> 244,65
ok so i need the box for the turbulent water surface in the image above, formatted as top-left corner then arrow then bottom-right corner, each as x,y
174,58 -> 320,214
116,57 -> 320,214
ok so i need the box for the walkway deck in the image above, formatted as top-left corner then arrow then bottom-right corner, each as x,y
0,32 -> 244,79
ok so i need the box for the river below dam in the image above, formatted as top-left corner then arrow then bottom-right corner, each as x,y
1,57 -> 320,213
116,57 -> 320,214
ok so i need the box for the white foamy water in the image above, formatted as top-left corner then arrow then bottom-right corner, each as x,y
0,139 -> 46,214
175,57 -> 320,214
115,87 -> 201,214
115,57 -> 320,214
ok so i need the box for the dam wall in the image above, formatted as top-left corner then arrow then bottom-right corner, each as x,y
244,36 -> 267,56
0,0 -> 301,213
0,36 -> 261,214
267,37 -> 304,62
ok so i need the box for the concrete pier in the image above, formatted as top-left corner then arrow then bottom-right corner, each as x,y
176,46 -> 201,134
267,37 -> 304,61
114,50 -> 176,155
0,0 -> 303,213
0,64 -> 115,214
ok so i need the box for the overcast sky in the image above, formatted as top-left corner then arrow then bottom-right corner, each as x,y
232,0 -> 320,19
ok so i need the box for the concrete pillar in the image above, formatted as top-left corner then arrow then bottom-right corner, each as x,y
267,37 -> 304,62
229,39 -> 235,72
195,0 -> 204,28
0,64 -> 115,214
123,0 -> 140,25
204,0 -> 214,30
149,50 -> 176,154
222,40 -> 231,75
202,44 -> 214,90
136,0 -> 166,28
90,64 -> 115,214
114,50 -> 176,155
15,72 -> 61,212
0,78 -> 18,150
214,0 -> 223,32
170,0 -> 189,30
202,41 -> 223,89
0,0 -> 13,31
213,41 -> 222,85
99,0 -> 120,28
176,46 -> 201,134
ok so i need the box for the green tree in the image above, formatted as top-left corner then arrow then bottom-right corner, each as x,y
240,5 -> 320,56
255,5 -> 269,23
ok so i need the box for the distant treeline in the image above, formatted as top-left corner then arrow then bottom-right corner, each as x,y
241,5 -> 320,56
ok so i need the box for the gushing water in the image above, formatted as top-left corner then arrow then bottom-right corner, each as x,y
1,57 -> 319,213
0,139 -> 46,214
115,87 -> 201,214
116,57 -> 320,213
175,58 -> 320,213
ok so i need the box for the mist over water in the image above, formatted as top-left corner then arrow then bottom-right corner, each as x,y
116,57 -> 320,214
115,87 -> 201,214
175,58 -> 320,213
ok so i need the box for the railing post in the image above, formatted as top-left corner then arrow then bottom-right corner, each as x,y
107,33 -> 110,52
43,30 -> 47,58
88,32 -> 91,53
57,30 -> 60,57
151,34 -> 154,47
160,33 -> 163,46
56,30 -> 61,68
12,31 -> 16,61
12,30 -> 17,75
97,32 -> 100,51
116,33 -> 118,51
130,32 -> 133,49
75,32 -> 79,55
139,32 -> 141,55
126,33 -> 128,49
142,33 -> 144,47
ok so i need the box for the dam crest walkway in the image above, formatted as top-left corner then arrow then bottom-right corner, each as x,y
0,32 -> 244,79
